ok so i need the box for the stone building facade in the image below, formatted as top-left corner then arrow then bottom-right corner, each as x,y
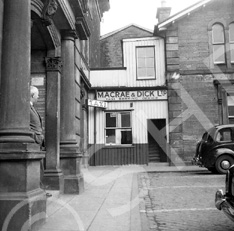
0,0 -> 109,230
155,0 -> 234,165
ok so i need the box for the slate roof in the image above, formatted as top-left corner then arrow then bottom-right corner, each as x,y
101,23 -> 153,40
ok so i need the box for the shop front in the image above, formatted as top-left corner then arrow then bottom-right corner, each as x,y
88,88 -> 169,165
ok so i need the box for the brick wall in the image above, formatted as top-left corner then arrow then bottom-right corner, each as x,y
161,0 -> 234,164
100,25 -> 153,67
178,0 -> 234,72
181,75 -> 219,159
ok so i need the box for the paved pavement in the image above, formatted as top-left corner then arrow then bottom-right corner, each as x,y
39,165 -> 209,231
138,170 -> 234,231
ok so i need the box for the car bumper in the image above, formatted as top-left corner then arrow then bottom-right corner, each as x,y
215,189 -> 234,222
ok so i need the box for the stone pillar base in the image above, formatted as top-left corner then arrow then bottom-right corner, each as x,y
43,169 -> 63,191
0,189 -> 46,231
63,174 -> 84,194
82,151 -> 90,168
0,151 -> 46,231
60,152 -> 84,194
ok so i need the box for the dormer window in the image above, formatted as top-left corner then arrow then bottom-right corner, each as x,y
136,46 -> 156,80
212,23 -> 225,64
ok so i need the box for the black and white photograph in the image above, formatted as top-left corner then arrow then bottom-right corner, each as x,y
0,0 -> 234,230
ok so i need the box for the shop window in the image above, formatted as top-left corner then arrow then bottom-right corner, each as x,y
136,46 -> 155,80
230,23 -> 234,63
227,95 -> 234,124
105,111 -> 132,145
212,23 -> 225,64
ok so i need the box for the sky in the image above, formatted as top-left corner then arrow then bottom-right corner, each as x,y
100,0 -> 200,35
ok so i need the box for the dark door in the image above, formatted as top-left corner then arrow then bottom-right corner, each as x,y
147,119 -> 167,163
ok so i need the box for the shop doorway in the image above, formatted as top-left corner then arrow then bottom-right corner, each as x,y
147,119 -> 167,163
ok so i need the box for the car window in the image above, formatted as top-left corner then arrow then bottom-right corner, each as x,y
202,132 -> 208,141
216,129 -> 232,142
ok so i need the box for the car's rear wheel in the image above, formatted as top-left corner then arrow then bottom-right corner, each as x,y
215,155 -> 234,174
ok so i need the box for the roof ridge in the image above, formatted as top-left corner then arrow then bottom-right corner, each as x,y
100,23 -> 153,40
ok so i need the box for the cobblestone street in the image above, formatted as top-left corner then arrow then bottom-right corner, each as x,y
138,171 -> 234,231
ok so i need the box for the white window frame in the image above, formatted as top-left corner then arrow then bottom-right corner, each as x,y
105,111 -> 132,146
212,23 -> 226,64
229,22 -> 234,63
136,46 -> 156,80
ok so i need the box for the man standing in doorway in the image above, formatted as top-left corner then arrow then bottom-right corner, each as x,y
30,86 -> 51,195
30,85 -> 45,149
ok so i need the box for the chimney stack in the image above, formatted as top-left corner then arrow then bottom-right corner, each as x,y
156,0 -> 171,23
161,0 -> 167,7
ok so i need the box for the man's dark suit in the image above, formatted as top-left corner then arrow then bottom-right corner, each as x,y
30,104 -> 44,147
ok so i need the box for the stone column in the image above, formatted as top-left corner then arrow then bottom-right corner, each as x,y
81,84 -> 89,167
43,57 -> 63,190
60,30 -> 84,194
0,1 -> 46,230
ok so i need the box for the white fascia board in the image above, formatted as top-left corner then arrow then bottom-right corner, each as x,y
158,0 -> 211,29
122,37 -> 161,42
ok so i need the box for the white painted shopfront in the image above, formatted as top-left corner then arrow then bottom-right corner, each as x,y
88,36 -> 169,165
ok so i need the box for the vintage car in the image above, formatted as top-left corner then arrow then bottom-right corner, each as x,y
215,164 -> 234,222
192,124 -> 234,174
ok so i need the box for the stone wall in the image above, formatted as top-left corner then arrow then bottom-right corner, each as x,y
162,0 -> 234,163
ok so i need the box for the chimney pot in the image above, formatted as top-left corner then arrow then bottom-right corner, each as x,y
161,0 -> 167,7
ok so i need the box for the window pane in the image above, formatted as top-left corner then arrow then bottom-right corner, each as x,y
136,47 -> 155,79
137,48 -> 145,57
202,132 -> 208,141
138,58 -> 145,67
223,131 -> 231,141
121,130 -> 132,144
106,113 -> 117,127
121,113 -> 130,127
147,68 -> 155,77
216,130 -> 232,142
213,45 -> 225,63
145,47 -> 154,57
137,68 -> 146,77
228,106 -> 234,116
146,58 -> 154,67
229,118 -> 234,124
230,44 -> 234,63
106,129 -> 116,144
212,24 -> 224,43
230,23 -> 234,42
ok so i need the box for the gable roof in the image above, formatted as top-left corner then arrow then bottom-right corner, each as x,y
157,0 -> 212,31
100,23 -> 153,40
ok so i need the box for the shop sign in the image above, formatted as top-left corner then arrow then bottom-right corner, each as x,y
97,90 -> 167,101
87,99 -> 108,109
